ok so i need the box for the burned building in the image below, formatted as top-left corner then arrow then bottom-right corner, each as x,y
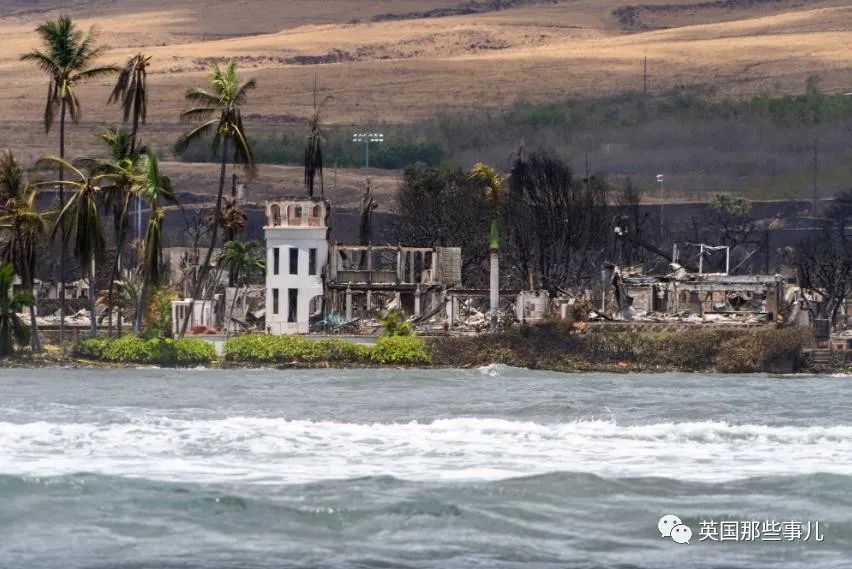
326,244 -> 462,323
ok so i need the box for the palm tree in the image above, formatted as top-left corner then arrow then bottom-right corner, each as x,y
304,86 -> 332,197
174,59 -> 256,337
96,274 -> 141,333
109,53 -> 151,246
21,15 -> 117,345
134,152 -> 176,333
469,163 -> 505,332
108,53 -> 150,149
0,151 -> 48,352
0,264 -> 36,357
94,127 -> 142,336
41,157 -> 114,337
218,240 -> 264,337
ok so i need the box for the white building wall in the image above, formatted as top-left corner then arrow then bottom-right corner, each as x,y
264,200 -> 328,335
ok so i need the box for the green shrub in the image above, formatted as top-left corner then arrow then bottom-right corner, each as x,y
380,310 -> 412,336
316,338 -> 373,363
224,335 -> 331,364
101,335 -> 152,363
172,338 -> 217,365
73,336 -> 215,366
224,334 -> 430,366
74,337 -> 111,360
372,335 -> 431,365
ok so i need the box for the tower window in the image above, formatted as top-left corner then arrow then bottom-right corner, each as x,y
272,288 -> 279,315
288,288 -> 298,323
309,248 -> 317,276
273,248 -> 280,275
289,247 -> 299,275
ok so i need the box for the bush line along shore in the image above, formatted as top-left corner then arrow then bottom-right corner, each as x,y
0,325 -> 831,374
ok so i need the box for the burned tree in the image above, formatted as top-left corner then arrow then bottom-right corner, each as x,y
392,165 -> 490,285
613,178 -> 652,267
796,190 -> 852,322
504,149 -> 613,292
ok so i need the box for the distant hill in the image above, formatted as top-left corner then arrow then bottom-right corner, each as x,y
0,0 -> 849,201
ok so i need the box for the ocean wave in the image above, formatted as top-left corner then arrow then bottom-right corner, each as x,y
0,417 -> 850,484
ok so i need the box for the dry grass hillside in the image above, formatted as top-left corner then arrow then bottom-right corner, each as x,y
0,0 -> 849,202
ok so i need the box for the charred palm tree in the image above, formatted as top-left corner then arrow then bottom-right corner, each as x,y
108,53 -> 150,150
304,88 -> 332,197
21,15 -> 117,344
174,59 -> 256,337
357,180 -> 377,270
214,196 -> 247,286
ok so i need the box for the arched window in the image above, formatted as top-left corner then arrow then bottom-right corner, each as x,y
312,205 -> 321,217
287,205 -> 302,225
270,204 -> 281,226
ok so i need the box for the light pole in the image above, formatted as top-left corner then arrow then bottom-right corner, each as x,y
352,132 -> 384,180
656,173 -> 664,242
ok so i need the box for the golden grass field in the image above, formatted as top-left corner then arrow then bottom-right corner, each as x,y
0,0 -> 849,204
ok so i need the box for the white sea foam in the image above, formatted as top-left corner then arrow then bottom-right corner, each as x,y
0,417 -> 850,484
478,364 -> 511,377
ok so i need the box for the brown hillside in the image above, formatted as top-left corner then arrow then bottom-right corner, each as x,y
0,0 -> 849,199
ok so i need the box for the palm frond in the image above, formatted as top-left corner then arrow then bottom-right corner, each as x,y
179,106 -> 217,123
173,120 -> 218,155
34,156 -> 86,181
73,65 -> 118,82
184,87 -> 220,107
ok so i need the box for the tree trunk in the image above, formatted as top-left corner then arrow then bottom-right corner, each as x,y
89,257 -> 97,337
489,249 -> 499,332
106,193 -> 132,337
58,98 -> 67,347
225,283 -> 241,340
135,278 -> 149,334
22,252 -> 41,353
178,140 -> 229,338
227,174 -> 238,287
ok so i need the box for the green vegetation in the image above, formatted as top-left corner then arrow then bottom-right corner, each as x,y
178,131 -> 445,170
0,265 -> 35,357
22,15 -> 117,345
380,309 -> 412,336
74,335 -> 215,366
223,334 -> 429,366
0,151 -> 47,353
174,58 -> 257,338
40,324 -> 820,373
176,88 -> 852,201
372,335 -> 431,365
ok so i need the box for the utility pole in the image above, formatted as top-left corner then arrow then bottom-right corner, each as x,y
656,173 -> 665,243
352,132 -> 384,182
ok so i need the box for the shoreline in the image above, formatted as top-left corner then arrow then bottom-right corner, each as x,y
1,323 -> 843,374
1,352 -> 848,376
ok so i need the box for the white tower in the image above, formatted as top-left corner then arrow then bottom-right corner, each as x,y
264,197 -> 329,334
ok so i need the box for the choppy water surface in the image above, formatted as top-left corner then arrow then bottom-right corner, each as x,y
0,366 -> 849,568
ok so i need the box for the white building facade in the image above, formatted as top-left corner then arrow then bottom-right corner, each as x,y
264,197 -> 329,334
